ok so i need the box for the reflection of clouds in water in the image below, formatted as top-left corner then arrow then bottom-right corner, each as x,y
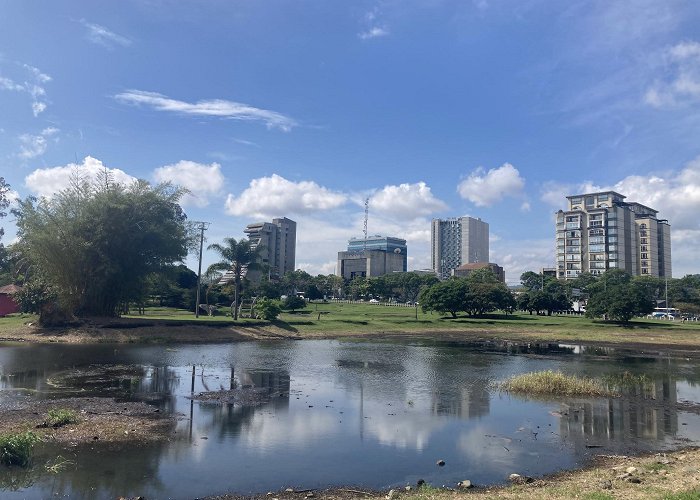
241,412 -> 338,450
365,413 -> 448,451
456,425 -> 526,471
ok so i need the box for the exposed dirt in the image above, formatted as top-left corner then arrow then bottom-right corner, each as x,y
0,397 -> 174,444
202,448 -> 700,500
189,387 -> 287,406
3,317 -> 700,360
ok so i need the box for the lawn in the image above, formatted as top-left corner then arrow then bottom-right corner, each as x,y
130,301 -> 700,346
3,302 -> 700,347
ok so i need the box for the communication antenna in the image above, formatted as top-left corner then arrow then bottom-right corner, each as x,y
363,197 -> 369,251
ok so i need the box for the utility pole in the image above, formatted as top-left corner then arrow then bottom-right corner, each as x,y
193,221 -> 210,318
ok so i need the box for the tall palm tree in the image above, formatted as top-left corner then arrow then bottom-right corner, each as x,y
207,238 -> 263,320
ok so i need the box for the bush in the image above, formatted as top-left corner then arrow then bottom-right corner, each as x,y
254,298 -> 281,321
282,295 -> 307,312
0,431 -> 41,467
46,409 -> 79,427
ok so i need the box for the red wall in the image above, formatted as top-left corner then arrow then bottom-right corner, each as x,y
0,294 -> 19,316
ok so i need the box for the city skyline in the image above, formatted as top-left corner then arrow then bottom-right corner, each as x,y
1,2 -> 699,284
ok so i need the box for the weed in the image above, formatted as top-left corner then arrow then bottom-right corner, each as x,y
0,431 -> 42,467
45,408 -> 79,427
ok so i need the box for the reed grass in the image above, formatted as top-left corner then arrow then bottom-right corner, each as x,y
500,370 -> 615,397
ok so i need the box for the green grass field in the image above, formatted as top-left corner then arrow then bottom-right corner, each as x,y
128,301 -> 700,346
3,302 -> 700,347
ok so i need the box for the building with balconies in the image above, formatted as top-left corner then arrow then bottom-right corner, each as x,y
555,191 -> 671,279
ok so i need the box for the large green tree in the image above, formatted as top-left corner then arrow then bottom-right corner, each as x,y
419,278 -> 469,318
207,237 -> 263,320
14,175 -> 188,322
585,269 -> 654,322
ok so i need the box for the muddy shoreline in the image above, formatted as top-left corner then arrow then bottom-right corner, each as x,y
2,317 -> 700,359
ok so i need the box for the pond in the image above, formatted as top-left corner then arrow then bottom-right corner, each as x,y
1,339 -> 700,499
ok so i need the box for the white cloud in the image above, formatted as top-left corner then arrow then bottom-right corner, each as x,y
491,237 -> 555,285
359,27 -> 389,40
81,20 -> 132,48
457,163 -> 525,207
153,160 -> 225,208
224,174 -> 347,218
540,180 -> 603,208
0,64 -> 51,116
17,127 -> 59,159
25,156 -> 136,198
645,40 -> 700,108
0,76 -> 23,91
31,102 -> 46,116
114,90 -> 297,131
369,182 -> 447,219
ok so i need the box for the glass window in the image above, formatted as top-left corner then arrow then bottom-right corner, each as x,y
598,194 -> 608,201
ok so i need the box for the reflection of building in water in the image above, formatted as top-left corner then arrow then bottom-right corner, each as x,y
558,375 -> 678,451
239,369 -> 291,395
430,381 -> 490,419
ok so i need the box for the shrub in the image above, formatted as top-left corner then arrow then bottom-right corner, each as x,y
0,431 -> 42,467
254,298 -> 282,321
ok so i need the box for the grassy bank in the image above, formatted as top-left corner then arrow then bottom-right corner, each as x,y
2,302 -> 700,348
500,370 -> 615,397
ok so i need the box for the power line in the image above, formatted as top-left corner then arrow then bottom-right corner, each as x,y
192,221 -> 210,318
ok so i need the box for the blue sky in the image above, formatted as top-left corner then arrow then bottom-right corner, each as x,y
1,0 -> 700,283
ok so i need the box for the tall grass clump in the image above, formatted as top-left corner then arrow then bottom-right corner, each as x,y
500,370 -> 615,397
0,431 -> 42,467
45,408 -> 79,427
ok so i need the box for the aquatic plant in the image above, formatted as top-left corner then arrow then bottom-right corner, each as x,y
500,370 -> 615,397
46,408 -> 79,427
0,431 -> 42,467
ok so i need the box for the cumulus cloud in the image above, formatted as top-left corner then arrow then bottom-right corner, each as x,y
540,180 -> 603,208
80,20 -> 132,48
457,163 -> 525,207
369,182 -> 447,219
114,90 -> 297,131
224,174 -> 347,218
490,236 -> 555,285
18,127 -> 59,159
25,156 -> 136,198
645,40 -> 700,108
153,160 -> 225,208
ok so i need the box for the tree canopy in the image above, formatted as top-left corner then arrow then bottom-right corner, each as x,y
14,173 -> 189,322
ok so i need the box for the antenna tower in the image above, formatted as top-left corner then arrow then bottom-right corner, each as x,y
363,197 -> 369,251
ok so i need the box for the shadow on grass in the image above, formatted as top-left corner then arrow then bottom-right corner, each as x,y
271,320 -> 299,333
337,319 -> 370,325
440,314 -> 538,323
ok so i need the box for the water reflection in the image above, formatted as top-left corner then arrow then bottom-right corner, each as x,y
0,340 -> 699,499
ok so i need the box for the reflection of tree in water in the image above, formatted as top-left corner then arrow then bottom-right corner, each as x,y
130,365 -> 180,413
557,374 -> 678,453
27,440 -> 167,499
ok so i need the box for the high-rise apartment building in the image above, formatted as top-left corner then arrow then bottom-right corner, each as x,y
244,217 -> 297,278
555,191 -> 671,280
431,216 -> 489,280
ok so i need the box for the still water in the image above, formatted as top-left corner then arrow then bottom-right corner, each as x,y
1,339 -> 700,499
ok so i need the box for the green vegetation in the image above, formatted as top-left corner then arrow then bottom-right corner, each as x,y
45,409 -> 79,427
282,295 -> 307,312
12,173 -> 189,323
254,298 -> 281,321
585,269 -> 654,322
500,370 -> 615,397
0,431 -> 41,467
662,492 -> 700,500
419,268 -> 515,318
207,237 -> 263,320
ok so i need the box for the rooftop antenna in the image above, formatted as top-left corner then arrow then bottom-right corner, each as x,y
363,197 -> 369,251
